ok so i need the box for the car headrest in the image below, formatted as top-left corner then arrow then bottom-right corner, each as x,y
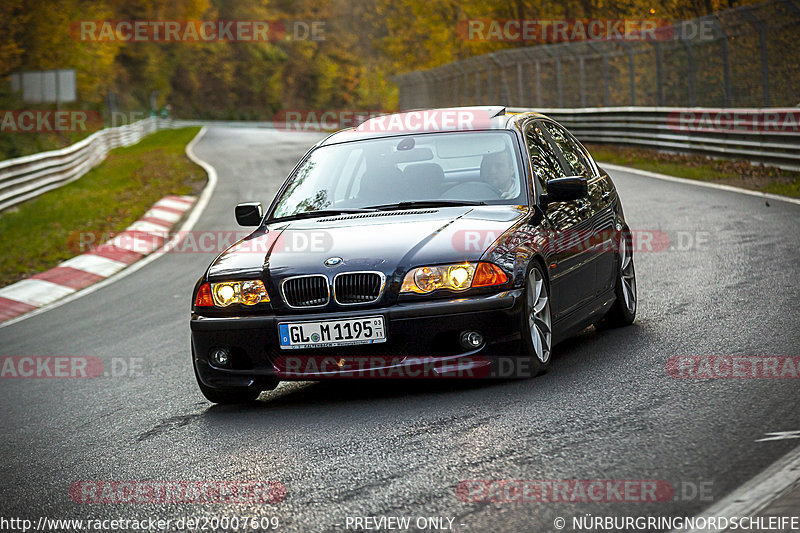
402,163 -> 445,199
358,166 -> 404,202
480,152 -> 509,181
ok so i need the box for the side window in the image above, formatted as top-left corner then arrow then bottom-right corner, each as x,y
544,122 -> 590,177
565,130 -> 599,177
524,122 -> 564,189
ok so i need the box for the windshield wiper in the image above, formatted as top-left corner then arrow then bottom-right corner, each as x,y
364,200 -> 486,211
268,208 -> 377,222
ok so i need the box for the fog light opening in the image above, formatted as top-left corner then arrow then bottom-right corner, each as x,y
460,331 -> 485,350
210,348 -> 230,367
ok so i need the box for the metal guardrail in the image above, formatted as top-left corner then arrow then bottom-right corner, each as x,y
168,119 -> 276,129
3,107 -> 797,216
0,117 -> 163,213
514,107 -> 800,171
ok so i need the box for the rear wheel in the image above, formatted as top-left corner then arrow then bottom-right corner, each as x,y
518,264 -> 553,377
597,230 -> 637,328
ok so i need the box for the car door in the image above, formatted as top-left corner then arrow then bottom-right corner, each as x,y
523,120 -> 594,318
560,126 -> 618,294
540,120 -> 603,312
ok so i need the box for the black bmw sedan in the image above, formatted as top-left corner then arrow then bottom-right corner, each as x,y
190,106 -> 637,403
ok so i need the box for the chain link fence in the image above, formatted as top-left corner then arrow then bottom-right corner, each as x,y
394,0 -> 800,110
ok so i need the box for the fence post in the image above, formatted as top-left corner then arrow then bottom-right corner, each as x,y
474,65 -> 481,104
564,45 -> 587,108
647,41 -> 664,106
586,42 -> 611,106
679,35 -> 697,106
542,48 -> 562,107
522,48 -> 541,108
454,63 -> 467,106
741,8 -> 771,106
421,71 -> 435,107
490,54 -> 511,104
618,41 -> 636,106
710,18 -> 732,107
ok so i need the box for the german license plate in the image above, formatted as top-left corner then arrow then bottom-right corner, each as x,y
278,316 -> 386,349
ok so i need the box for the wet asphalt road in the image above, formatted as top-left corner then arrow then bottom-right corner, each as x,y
1,127 -> 799,532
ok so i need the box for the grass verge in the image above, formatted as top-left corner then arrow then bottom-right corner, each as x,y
587,144 -> 800,199
0,127 -> 204,288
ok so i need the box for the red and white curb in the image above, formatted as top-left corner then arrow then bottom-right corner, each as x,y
0,195 -> 195,323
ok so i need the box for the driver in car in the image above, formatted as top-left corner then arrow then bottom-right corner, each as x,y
480,152 -> 518,199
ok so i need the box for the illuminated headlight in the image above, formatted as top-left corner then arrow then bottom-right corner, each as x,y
400,262 -> 508,294
210,280 -> 269,306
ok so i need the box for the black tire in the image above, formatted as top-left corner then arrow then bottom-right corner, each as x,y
193,359 -> 262,405
597,230 -> 637,329
518,263 -> 553,378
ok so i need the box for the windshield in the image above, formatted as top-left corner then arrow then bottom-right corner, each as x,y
270,131 -> 525,218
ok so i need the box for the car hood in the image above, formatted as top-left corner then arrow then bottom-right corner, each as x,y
207,205 -> 527,282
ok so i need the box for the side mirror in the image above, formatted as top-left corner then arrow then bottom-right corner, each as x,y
541,175 -> 588,204
235,202 -> 263,226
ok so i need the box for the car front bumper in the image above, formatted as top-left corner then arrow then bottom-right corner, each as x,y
191,289 -> 524,388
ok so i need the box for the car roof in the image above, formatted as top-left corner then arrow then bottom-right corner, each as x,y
317,106 -> 551,147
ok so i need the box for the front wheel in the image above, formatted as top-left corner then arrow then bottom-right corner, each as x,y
518,264 -> 553,377
193,363 -> 263,405
597,230 -> 637,328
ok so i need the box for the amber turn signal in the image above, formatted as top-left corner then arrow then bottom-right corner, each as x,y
195,283 -> 214,307
471,262 -> 508,287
